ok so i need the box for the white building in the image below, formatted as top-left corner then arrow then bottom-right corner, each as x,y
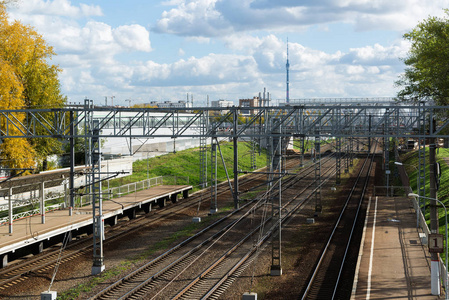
211,99 -> 234,108
157,100 -> 192,109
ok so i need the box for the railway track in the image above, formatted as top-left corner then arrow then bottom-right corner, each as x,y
90,152 -> 340,299
172,154 -> 344,300
0,162 -> 271,291
300,142 -> 377,299
0,144 -> 331,294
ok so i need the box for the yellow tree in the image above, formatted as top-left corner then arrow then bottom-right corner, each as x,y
0,4 -> 66,173
0,53 -> 36,172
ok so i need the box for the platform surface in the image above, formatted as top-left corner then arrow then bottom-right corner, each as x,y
352,196 -> 441,299
0,185 -> 191,256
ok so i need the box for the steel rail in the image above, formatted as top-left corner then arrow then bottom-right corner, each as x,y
173,153 -> 340,300
300,140 -> 378,299
331,142 -> 377,298
201,156 -> 341,299
94,152 -> 336,299
0,170 -> 268,291
91,154 -> 335,299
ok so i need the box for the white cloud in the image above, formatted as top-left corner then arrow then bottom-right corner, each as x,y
55,27 -> 406,103
222,34 -> 263,53
341,41 -> 409,67
346,65 -> 365,75
113,24 -> 152,52
6,1 -> 416,104
161,0 -> 186,5
154,0 -> 448,37
154,0 -> 231,36
14,0 -> 102,18
131,53 -> 259,87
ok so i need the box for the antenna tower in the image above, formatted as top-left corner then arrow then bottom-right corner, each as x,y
286,38 -> 290,104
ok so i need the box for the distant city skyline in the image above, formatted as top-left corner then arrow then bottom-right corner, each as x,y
7,0 -> 448,106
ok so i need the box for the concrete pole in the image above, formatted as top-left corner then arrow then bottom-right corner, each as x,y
429,140 -> 440,295
8,186 -> 12,234
69,111 -> 74,216
233,109 -> 239,209
40,181 -> 45,224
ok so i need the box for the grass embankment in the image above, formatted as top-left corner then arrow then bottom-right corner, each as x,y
398,148 -> 449,244
108,141 -> 267,191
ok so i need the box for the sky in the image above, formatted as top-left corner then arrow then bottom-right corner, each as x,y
6,0 -> 449,106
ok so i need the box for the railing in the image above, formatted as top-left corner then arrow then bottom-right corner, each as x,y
410,193 -> 448,291
0,192 -> 67,225
374,184 -> 447,292
373,185 -> 409,197
0,175 -> 189,226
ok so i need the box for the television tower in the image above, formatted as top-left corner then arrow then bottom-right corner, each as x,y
286,38 -> 290,104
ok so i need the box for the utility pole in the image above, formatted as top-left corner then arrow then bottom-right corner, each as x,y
270,118 -> 282,276
233,107 -> 239,209
69,111 -> 74,216
429,117 -> 440,295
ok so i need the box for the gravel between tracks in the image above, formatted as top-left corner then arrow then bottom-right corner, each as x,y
0,153 -> 374,299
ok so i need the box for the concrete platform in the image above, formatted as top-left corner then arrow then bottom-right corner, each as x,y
0,184 -> 191,267
352,196 -> 440,299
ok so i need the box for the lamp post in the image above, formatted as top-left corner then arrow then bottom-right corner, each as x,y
408,193 -> 448,299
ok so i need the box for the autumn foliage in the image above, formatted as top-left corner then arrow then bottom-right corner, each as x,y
0,4 -> 66,173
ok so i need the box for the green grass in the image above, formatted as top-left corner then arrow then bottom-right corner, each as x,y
399,147 -> 449,260
109,141 -> 268,191
292,138 -> 332,151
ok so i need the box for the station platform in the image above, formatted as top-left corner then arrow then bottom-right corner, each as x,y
0,184 -> 192,267
352,196 -> 440,299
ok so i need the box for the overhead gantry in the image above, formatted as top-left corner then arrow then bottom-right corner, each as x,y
1,98 -> 448,274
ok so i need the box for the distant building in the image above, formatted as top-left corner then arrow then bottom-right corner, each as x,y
210,99 -> 234,115
239,96 -> 259,115
211,99 -> 234,108
155,100 -> 192,109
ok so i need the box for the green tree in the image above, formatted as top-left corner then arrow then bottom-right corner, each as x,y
396,10 -> 449,105
0,4 -> 66,172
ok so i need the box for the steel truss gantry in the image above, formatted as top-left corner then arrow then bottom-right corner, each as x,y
2,104 -> 449,139
2,101 -> 449,275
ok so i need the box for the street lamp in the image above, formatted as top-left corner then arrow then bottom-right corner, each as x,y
408,193 -> 448,299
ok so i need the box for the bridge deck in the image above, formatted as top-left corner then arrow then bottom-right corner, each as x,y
0,184 -> 192,266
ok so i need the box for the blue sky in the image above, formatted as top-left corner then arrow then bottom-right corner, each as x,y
6,0 -> 448,106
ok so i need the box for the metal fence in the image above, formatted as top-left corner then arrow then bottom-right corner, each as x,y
374,185 -> 447,291
373,185 -> 409,197
0,175 -> 189,226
